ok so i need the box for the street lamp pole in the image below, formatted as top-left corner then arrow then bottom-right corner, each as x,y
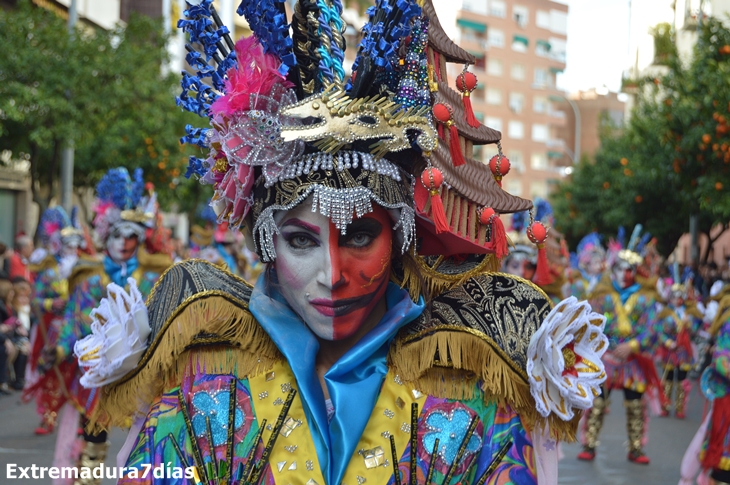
60,0 -> 77,213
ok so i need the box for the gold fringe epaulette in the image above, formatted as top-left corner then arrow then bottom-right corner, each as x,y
68,254 -> 105,293
137,247 -> 173,275
29,254 -> 58,274
390,272 -> 580,441
710,294 -> 730,338
90,260 -> 280,432
396,253 -> 499,302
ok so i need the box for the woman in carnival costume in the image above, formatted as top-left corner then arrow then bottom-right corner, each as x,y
75,1 -> 608,484
679,290 -> 730,485
50,168 -> 172,485
565,233 -> 606,301
576,225 -> 664,464
22,206 -> 84,435
655,264 -> 703,419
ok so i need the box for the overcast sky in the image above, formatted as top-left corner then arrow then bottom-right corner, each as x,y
557,0 -> 677,94
557,0 -> 631,93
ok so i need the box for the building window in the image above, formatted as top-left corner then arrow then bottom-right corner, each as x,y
505,178 -> 523,196
531,152 -> 548,170
513,5 -> 529,27
486,116 -> 503,132
487,29 -> 505,48
549,9 -> 568,35
532,123 -> 549,142
457,18 -> 487,36
473,54 -> 486,70
549,37 -> 567,63
533,96 -> 547,113
509,92 -> 524,113
534,68 -> 548,87
462,0 -> 488,15
536,40 -> 551,57
512,35 -> 528,53
531,180 -> 549,199
508,121 -> 524,139
473,145 -> 484,161
490,0 -> 506,18
487,58 -> 503,76
486,87 -> 502,105
507,150 -> 524,173
510,63 -> 525,81
536,10 -> 550,29
474,82 -> 485,100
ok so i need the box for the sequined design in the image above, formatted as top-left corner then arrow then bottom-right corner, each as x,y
251,162 -> 415,262
422,407 -> 481,464
402,273 -> 551,376
191,390 -> 244,447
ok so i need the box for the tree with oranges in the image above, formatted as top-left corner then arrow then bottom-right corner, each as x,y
552,17 -> 730,262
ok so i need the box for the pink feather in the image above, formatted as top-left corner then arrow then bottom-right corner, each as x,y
210,36 -> 293,117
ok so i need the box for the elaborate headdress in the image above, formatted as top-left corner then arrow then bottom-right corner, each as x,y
607,224 -> 650,268
575,232 -> 606,272
178,0 -> 534,265
93,168 -> 153,242
38,206 -> 84,255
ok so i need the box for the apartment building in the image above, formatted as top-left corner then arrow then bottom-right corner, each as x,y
435,0 -> 569,201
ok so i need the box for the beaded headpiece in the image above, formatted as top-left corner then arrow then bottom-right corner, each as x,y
93,168 -> 154,242
179,0 -> 534,262
608,225 -> 650,268
38,206 -> 84,255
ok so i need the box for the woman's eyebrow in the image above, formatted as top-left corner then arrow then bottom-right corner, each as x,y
280,218 -> 321,235
346,218 -> 383,234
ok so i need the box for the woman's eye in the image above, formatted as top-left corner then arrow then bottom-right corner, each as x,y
287,234 -> 317,249
346,233 -> 373,248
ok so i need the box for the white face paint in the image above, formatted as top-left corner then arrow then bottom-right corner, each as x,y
106,233 -> 139,263
585,254 -> 604,276
272,198 -> 393,341
611,260 -> 635,289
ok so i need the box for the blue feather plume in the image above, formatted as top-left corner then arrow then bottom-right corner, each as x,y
627,224 -> 643,251
96,168 -> 145,211
237,0 -> 296,75
636,232 -> 652,253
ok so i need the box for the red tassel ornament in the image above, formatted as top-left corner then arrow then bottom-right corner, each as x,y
488,154 -> 511,187
480,207 -> 509,259
433,103 -> 466,167
527,221 -> 554,285
456,69 -> 480,128
420,167 -> 450,233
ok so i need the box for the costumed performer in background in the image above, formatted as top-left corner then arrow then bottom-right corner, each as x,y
577,226 -> 662,464
23,206 -> 84,435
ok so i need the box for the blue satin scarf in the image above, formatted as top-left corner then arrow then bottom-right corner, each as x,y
612,280 -> 641,304
249,274 -> 425,485
103,254 -> 139,287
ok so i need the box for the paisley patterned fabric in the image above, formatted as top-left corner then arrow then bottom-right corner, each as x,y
145,259 -> 253,343
403,273 -> 552,376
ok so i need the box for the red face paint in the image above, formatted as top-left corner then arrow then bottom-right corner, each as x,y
326,207 -> 392,339
274,202 -> 394,341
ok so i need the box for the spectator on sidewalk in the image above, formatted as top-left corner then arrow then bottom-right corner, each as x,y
0,277 -> 14,395
8,234 -> 34,284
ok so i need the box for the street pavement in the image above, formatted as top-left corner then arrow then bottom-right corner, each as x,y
0,383 -> 705,484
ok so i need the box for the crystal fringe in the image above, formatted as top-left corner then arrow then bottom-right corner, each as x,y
253,184 -> 415,262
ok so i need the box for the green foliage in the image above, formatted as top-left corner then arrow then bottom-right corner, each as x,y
552,18 -> 730,260
0,1 -> 204,216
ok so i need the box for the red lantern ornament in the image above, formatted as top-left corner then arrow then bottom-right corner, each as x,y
488,154 -> 511,187
456,69 -> 480,128
527,221 -> 553,286
420,167 -> 450,233
433,103 -> 466,167
479,207 -> 509,259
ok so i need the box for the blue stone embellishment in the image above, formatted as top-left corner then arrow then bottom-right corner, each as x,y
191,390 -> 244,447
422,408 -> 482,464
